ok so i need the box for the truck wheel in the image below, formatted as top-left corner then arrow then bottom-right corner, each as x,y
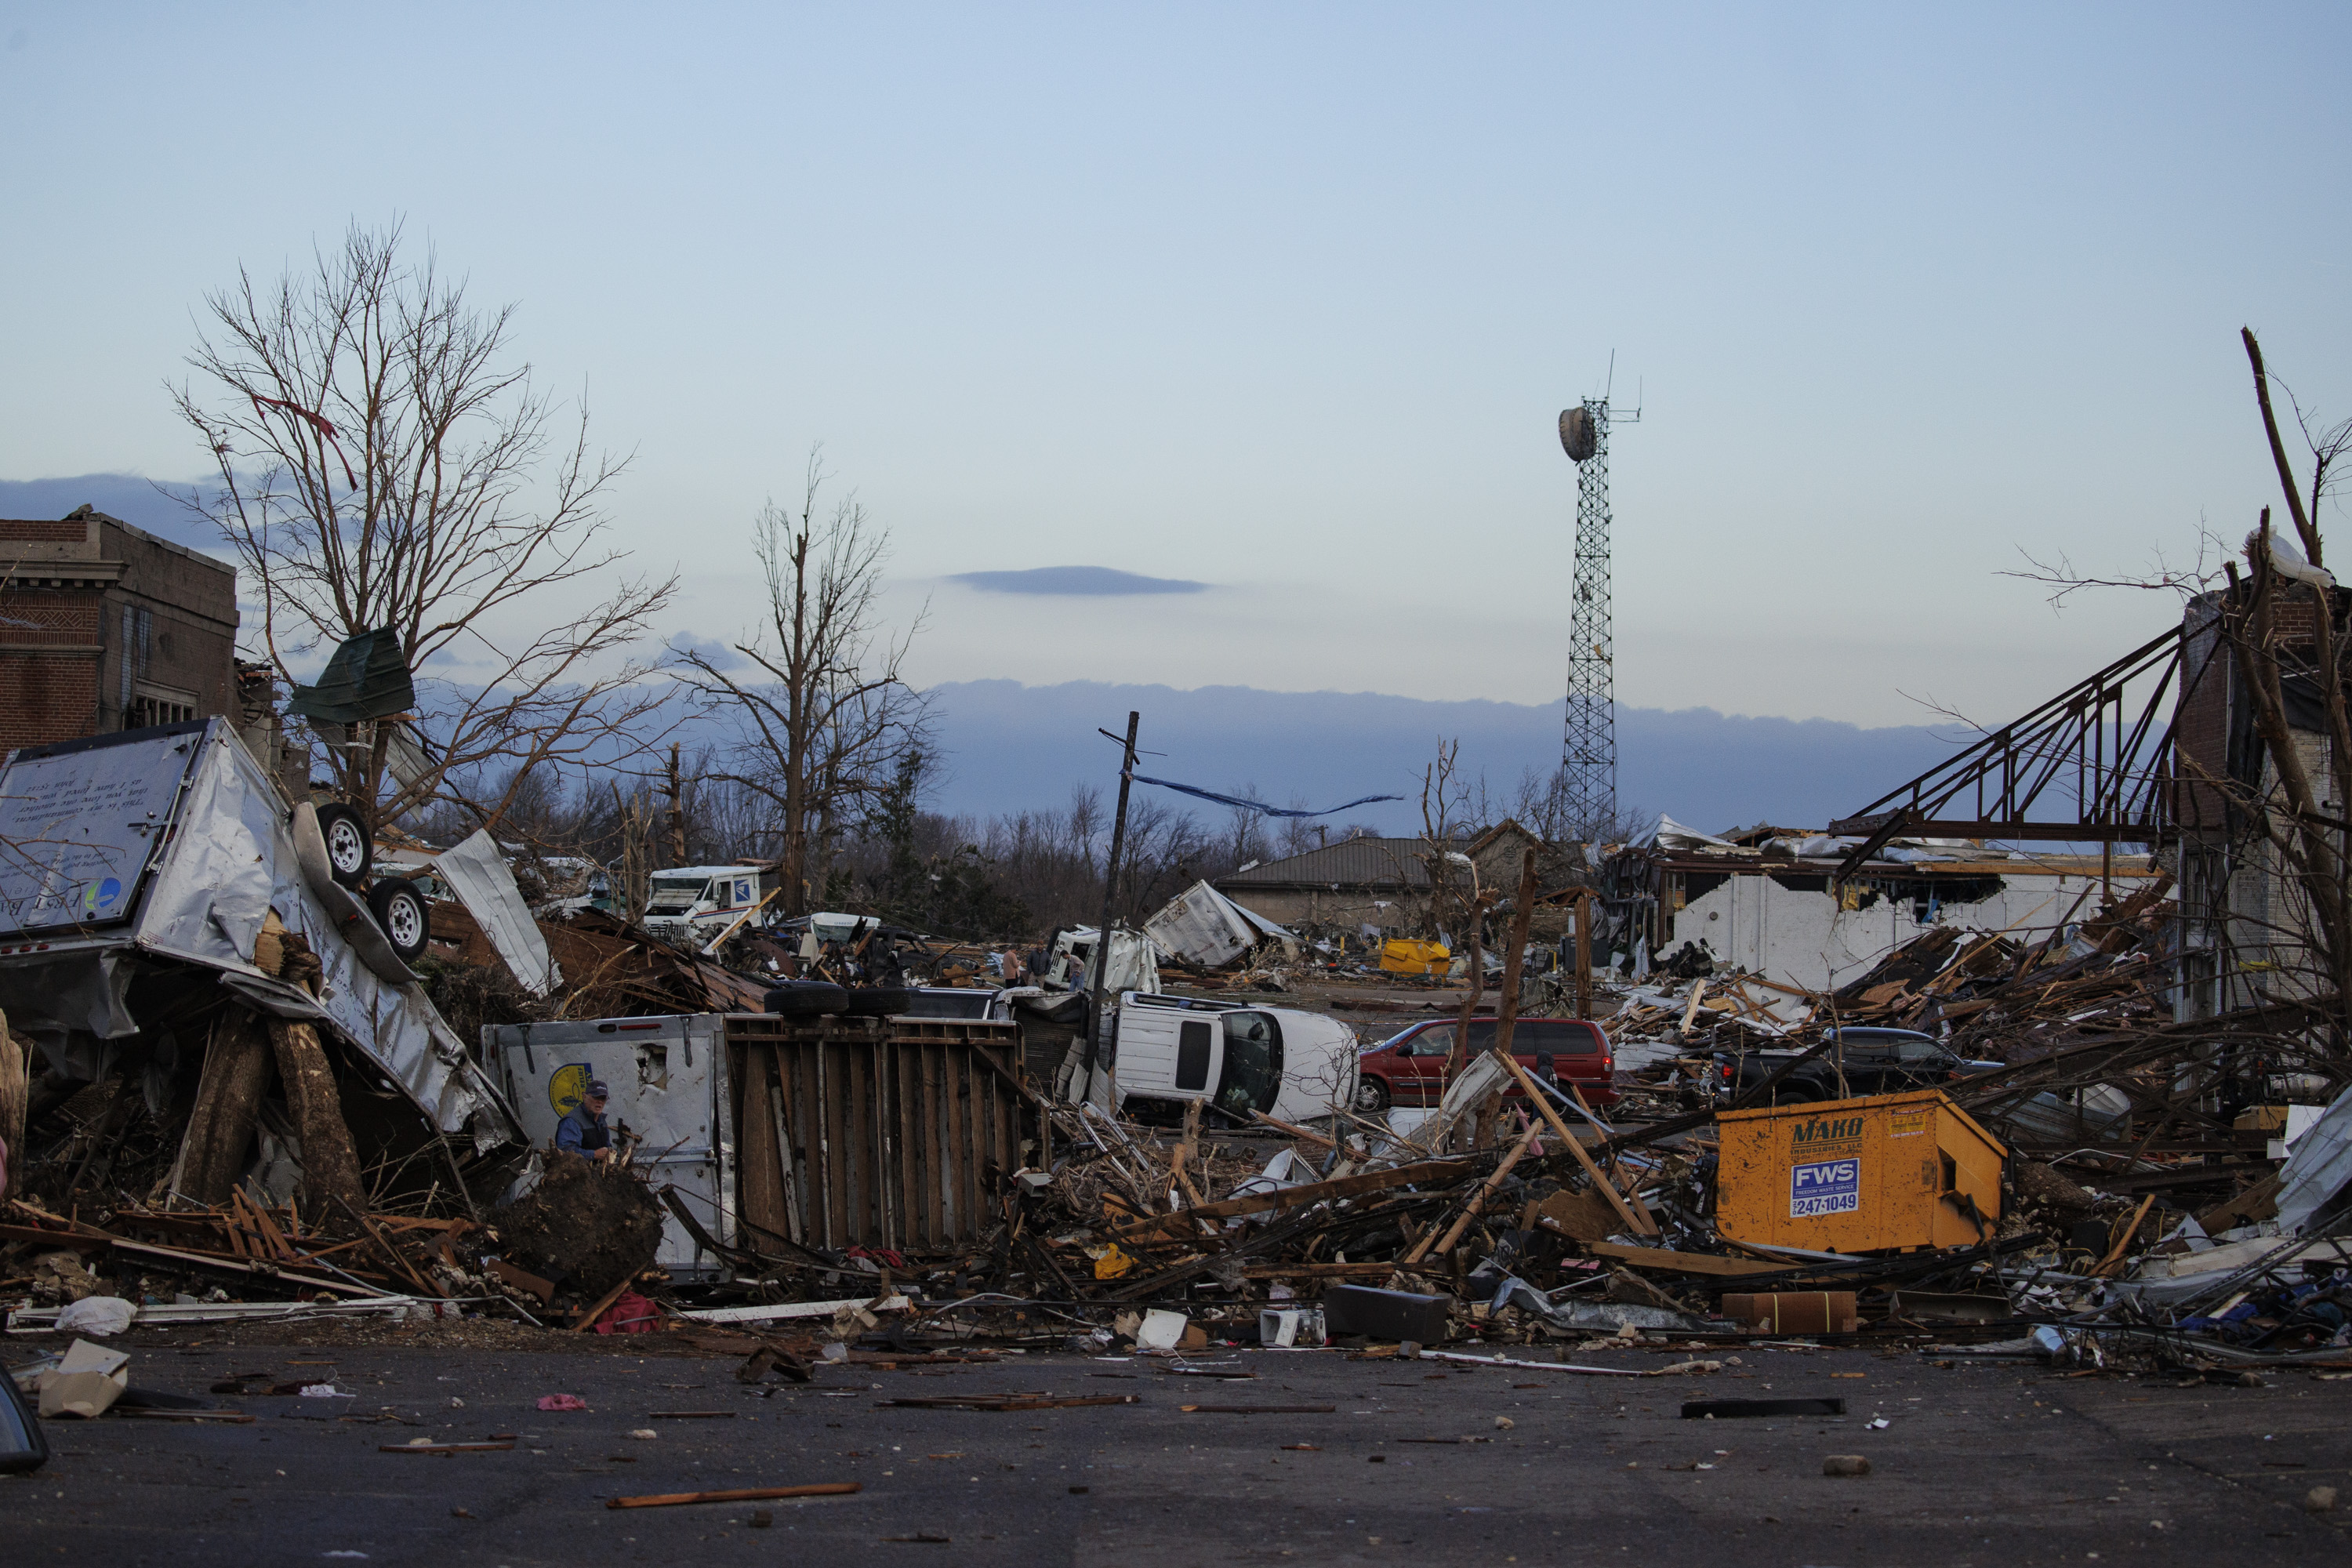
1353,1077 -> 1392,1113
763,981 -> 849,1017
839,986 -> 914,1018
317,802 -> 372,887
367,878 -> 429,964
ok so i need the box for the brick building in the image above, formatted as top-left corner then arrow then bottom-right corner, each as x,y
0,505 -> 238,750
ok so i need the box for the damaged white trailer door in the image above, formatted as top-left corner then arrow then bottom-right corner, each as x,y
488,1014 -> 731,1280
1143,880 -> 1296,968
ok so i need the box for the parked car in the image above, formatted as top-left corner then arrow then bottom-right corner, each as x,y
1708,1028 -> 2000,1106
1353,1017 -> 1617,1113
1110,992 -> 1357,1125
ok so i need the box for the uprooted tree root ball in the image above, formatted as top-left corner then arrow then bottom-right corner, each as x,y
489,1157 -> 666,1301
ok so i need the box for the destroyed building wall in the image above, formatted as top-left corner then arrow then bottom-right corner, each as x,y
1628,850 -> 2161,994
0,507 -> 238,748
2169,586 -> 2339,1021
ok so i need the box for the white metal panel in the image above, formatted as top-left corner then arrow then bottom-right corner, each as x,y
491,1013 -> 730,1278
434,829 -> 559,995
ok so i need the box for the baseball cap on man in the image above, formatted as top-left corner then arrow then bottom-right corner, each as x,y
586,1080 -> 611,1099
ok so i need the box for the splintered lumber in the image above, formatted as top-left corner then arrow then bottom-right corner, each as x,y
381,1441 -> 516,1454
1586,1242 -> 1795,1278
106,1237 -> 395,1297
1415,1116 -> 1541,1261
1240,1261 -> 1398,1279
1104,1160 -> 1472,1242
572,1275 -> 638,1331
1491,1050 -> 1652,1236
1249,1110 -> 1338,1150
2094,1193 -> 2158,1277
608,1483 -> 862,1509
336,1196 -> 445,1298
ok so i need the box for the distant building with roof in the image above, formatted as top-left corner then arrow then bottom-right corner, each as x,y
1213,821 -> 1564,934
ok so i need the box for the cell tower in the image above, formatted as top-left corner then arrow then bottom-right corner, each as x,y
1558,387 -> 1635,839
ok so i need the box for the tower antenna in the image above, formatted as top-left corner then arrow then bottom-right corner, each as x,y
1556,367 -> 1639,841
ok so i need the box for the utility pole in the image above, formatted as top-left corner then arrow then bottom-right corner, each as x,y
665,742 -> 688,864
1083,712 -> 1142,1079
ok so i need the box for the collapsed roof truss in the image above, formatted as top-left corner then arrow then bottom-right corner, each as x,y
1828,624 -> 2183,869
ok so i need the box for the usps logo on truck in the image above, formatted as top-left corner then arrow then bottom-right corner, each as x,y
1790,1157 -> 1860,1218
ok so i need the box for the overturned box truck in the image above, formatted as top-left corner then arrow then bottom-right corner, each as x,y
0,719 -> 524,1201
489,1012 -> 1030,1276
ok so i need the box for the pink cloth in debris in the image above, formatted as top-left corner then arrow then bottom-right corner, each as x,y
535,1394 -> 589,1411
591,1290 -> 658,1336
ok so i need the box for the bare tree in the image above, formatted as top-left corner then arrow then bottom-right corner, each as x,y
670,452 -> 927,914
169,221 -> 677,835
1508,763 -> 1653,846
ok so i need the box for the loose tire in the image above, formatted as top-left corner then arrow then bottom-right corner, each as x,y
1353,1076 -> 1392,1114
367,878 -> 429,964
317,802 -> 372,887
763,981 -> 850,1017
839,986 -> 915,1018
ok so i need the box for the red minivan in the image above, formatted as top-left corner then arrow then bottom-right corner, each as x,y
1353,1017 -> 1616,1113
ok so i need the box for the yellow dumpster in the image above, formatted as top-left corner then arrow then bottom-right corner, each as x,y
1377,938 -> 1450,976
1715,1089 -> 2004,1254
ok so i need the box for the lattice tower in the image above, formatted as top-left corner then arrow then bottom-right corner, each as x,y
1563,397 -> 1616,837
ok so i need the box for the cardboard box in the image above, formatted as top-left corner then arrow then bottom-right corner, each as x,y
1719,1291 -> 1860,1334
37,1339 -> 128,1420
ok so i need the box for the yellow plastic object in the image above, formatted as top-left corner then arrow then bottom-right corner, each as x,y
1090,1243 -> 1137,1279
1715,1089 -> 2004,1255
1377,938 -> 1451,976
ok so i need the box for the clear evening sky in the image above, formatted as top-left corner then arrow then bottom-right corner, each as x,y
2,4 -> 2343,731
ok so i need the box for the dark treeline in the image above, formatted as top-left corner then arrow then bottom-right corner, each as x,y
420,746 -> 1400,942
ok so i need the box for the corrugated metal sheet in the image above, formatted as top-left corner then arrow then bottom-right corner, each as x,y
287,626 -> 416,724
434,829 -> 559,996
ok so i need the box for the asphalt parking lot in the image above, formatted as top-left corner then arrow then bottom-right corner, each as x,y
11,1334 -> 2351,1566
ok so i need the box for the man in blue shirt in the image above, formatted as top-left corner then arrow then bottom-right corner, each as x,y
556,1080 -> 613,1160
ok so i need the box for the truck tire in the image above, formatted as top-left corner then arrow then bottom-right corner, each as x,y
763,982 -> 849,1018
838,986 -> 914,1018
367,878 -> 429,964
1353,1077 -> 1392,1113
316,802 -> 372,887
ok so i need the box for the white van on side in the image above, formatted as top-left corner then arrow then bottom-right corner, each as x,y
1109,992 -> 1356,1125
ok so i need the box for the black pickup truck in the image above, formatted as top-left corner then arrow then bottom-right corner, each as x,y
1708,1027 -> 1999,1106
